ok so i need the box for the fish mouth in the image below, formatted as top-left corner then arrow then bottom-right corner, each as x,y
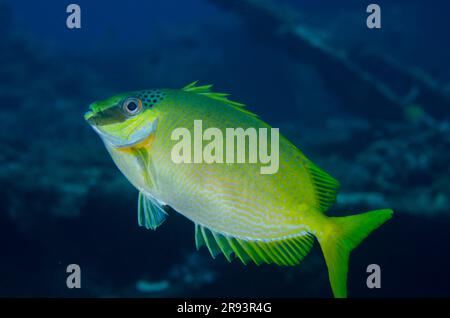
89,118 -> 158,149
84,110 -> 95,121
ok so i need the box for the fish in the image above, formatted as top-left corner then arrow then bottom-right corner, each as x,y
84,81 -> 393,298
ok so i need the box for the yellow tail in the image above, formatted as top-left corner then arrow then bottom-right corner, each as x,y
316,209 -> 393,298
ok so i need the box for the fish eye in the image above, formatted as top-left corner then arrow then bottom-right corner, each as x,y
123,98 -> 142,115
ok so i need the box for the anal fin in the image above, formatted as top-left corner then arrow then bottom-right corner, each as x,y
138,192 -> 168,230
194,224 -> 314,266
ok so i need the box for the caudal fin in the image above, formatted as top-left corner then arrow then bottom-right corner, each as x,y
317,209 -> 393,298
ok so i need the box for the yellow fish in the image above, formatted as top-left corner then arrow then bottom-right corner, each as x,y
84,82 -> 393,297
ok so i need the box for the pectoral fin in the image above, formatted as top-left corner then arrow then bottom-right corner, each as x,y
137,192 -> 168,230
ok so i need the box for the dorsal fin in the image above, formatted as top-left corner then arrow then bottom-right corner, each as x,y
304,159 -> 340,212
182,81 -> 257,117
194,224 -> 314,266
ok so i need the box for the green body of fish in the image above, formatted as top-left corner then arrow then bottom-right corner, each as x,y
85,82 -> 393,297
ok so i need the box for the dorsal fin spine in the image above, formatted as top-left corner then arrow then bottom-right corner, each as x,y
182,81 -> 257,117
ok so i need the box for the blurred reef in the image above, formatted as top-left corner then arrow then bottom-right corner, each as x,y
0,0 -> 450,297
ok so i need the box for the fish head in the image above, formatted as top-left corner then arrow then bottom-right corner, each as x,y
84,90 -> 164,149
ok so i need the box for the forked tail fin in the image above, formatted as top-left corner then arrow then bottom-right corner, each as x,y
317,209 -> 393,298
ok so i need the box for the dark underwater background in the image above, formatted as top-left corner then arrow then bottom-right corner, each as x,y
1,0 -> 449,297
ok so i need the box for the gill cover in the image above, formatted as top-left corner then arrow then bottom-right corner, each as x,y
85,89 -> 166,148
